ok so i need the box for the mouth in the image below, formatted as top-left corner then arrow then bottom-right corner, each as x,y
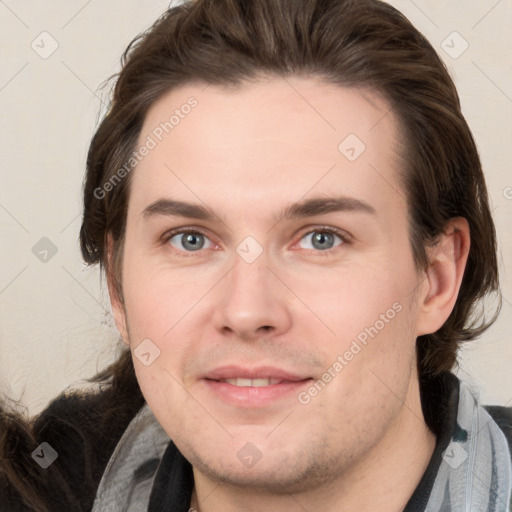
201,366 -> 313,407
216,377 -> 283,387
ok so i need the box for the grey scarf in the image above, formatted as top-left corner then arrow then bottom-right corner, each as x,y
425,381 -> 511,511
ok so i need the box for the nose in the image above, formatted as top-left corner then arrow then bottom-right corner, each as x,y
211,251 -> 292,341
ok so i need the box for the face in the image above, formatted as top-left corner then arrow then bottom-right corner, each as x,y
111,76 -> 430,492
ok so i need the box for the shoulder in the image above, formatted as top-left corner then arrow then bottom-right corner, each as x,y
30,387 -> 144,511
485,405 -> 512,459
91,404 -> 171,511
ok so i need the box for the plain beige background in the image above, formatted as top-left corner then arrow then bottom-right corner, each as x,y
0,0 -> 511,416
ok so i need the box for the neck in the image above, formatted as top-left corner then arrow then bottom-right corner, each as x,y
190,376 -> 436,512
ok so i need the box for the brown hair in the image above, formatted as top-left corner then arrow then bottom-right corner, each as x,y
1,0 -> 500,509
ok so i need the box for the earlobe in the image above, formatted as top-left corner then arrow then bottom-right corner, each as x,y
106,233 -> 129,346
415,217 -> 470,336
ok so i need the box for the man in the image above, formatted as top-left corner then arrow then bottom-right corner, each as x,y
1,0 -> 510,510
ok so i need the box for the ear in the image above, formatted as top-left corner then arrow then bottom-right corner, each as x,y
415,217 -> 470,337
106,233 -> 129,346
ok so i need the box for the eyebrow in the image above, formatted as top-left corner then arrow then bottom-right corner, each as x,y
141,196 -> 376,224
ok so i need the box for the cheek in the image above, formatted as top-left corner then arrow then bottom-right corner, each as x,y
120,247 -> 214,340
298,256 -> 419,401
296,257 -> 415,343
132,359 -> 194,442
120,252 -> 216,409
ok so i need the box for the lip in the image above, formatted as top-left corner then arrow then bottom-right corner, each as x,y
204,365 -> 309,382
202,365 -> 313,408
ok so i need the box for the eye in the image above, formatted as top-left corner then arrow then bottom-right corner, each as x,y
165,229 -> 214,253
296,228 -> 346,252
162,226 -> 348,256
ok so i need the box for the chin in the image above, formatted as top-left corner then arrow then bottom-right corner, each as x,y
184,440 -> 346,494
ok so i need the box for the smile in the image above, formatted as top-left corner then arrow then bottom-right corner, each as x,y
219,378 -> 282,387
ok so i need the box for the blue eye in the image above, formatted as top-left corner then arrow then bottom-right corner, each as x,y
167,230 -> 213,252
297,229 -> 345,251
163,226 -> 347,256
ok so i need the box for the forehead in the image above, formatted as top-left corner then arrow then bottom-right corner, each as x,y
129,76 -> 405,226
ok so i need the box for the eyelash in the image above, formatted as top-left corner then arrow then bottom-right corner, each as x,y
161,226 -> 350,258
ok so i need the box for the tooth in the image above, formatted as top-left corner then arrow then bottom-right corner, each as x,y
252,378 -> 270,387
236,378 -> 253,387
221,377 -> 282,387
